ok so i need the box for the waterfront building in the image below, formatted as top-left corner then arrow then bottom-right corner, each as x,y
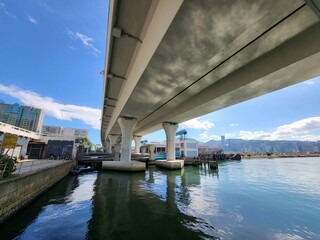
0,102 -> 44,133
178,138 -> 198,157
198,142 -> 222,154
41,126 -> 88,139
141,139 -> 214,159
25,126 -> 88,159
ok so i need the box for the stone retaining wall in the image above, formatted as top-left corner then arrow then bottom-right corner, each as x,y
0,160 -> 74,224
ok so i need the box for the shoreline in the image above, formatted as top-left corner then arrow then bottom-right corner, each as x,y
241,154 -> 320,159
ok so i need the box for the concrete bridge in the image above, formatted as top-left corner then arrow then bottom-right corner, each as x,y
101,0 -> 320,171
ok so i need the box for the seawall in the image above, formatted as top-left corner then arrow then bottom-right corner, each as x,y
0,160 -> 74,224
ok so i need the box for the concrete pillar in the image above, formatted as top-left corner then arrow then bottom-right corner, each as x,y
133,135 -> 142,154
149,144 -> 155,160
102,139 -> 108,150
162,122 -> 179,161
141,148 -> 146,155
114,143 -> 121,161
108,135 -> 118,154
118,117 -> 138,162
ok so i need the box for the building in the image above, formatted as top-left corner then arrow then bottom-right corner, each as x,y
0,102 -> 44,133
221,136 -> 226,151
41,126 -> 88,139
198,142 -> 222,155
26,126 -> 89,159
178,138 -> 199,157
23,126 -> 89,159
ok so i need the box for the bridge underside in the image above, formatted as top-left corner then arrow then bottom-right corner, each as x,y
101,0 -> 320,145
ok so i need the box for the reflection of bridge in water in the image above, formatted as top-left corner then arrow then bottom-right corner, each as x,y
87,167 -> 219,239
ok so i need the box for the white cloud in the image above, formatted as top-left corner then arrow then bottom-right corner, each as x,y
0,1 -> 16,19
68,45 -> 78,50
225,132 -> 238,139
239,130 -> 272,140
67,30 -> 100,54
229,123 -> 239,127
0,84 -> 101,129
38,1 -> 54,13
238,117 -> 320,141
182,117 -> 214,130
303,80 -> 314,85
199,131 -> 220,141
27,15 -> 37,25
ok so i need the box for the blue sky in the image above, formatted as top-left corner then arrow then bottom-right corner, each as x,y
1,1 -> 319,145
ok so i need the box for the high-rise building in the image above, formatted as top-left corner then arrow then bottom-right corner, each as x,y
221,136 -> 226,151
0,102 -> 44,132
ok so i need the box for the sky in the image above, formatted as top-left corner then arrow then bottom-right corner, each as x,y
0,1 -> 320,145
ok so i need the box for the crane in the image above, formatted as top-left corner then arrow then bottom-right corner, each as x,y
176,129 -> 187,141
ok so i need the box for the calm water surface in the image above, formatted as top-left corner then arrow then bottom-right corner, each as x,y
1,157 -> 320,240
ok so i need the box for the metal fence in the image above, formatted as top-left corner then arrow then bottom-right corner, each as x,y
0,159 -> 69,179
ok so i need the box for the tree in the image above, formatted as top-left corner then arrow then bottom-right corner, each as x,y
76,137 -> 93,151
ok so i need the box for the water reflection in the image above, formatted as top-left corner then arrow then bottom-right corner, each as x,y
1,158 -> 319,240
87,166 -> 220,239
0,173 -> 96,240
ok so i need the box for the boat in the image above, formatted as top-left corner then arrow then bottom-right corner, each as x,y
70,164 -> 96,175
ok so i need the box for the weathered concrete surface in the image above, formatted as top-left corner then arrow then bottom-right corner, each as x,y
102,160 -> 146,172
155,160 -> 184,170
0,160 -> 74,224
102,0 -> 320,143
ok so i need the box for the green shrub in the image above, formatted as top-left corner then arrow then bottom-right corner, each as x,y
0,156 -> 16,178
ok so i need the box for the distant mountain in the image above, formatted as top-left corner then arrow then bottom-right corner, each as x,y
205,140 -> 221,148
204,139 -> 320,153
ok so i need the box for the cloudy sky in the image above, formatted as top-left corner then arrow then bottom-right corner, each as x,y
0,1 -> 319,144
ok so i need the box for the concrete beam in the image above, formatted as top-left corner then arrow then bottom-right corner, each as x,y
104,0 -> 183,138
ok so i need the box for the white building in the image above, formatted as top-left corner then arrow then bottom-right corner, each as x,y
41,126 -> 88,139
178,138 -> 199,157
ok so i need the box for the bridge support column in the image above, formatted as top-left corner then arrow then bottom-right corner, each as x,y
163,122 -> 178,161
102,139 -> 108,150
148,144 -> 156,165
155,122 -> 184,170
102,117 -> 145,172
118,117 -> 137,162
108,135 -> 118,154
149,144 -> 155,160
133,135 -> 142,154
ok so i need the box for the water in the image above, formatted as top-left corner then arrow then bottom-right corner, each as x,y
1,158 -> 320,240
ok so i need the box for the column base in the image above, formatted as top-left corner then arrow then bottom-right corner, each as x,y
102,160 -> 146,172
155,160 -> 184,170
148,160 -> 156,165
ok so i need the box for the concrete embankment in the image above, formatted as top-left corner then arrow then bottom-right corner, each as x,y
0,160 -> 74,224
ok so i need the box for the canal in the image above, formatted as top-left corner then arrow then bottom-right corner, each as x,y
1,157 -> 320,240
